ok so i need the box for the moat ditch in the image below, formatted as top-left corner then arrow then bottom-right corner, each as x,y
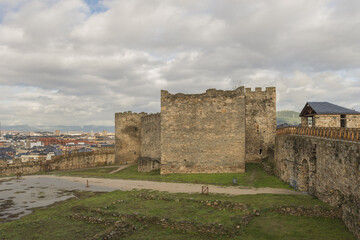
0,176 -> 117,223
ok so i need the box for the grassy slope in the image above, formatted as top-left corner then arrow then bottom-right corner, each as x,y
0,190 -> 355,240
54,163 -> 292,189
277,110 -> 301,125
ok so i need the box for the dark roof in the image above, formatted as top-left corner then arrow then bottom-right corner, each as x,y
300,102 -> 360,117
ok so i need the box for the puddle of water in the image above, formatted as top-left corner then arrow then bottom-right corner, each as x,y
0,189 -> 11,192
0,176 -> 118,223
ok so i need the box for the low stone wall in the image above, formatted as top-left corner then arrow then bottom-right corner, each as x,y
0,149 -> 114,176
274,135 -> 360,239
137,157 -> 160,172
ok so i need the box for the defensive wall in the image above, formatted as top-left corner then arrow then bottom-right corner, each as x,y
160,88 -> 246,174
138,157 -> 161,172
114,86 -> 276,174
115,112 -> 146,164
245,87 -> 276,163
0,149 -> 114,176
141,113 -> 161,160
274,127 -> 360,239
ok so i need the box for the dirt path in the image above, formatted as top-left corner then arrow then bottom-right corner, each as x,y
50,165 -> 120,174
26,175 -> 305,196
109,164 -> 133,174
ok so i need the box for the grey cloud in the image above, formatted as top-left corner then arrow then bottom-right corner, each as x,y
0,0 -> 359,126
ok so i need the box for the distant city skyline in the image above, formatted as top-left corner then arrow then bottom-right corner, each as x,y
1,0 -> 360,126
0,124 -> 114,133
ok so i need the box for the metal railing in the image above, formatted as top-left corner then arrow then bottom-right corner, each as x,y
277,126 -> 360,143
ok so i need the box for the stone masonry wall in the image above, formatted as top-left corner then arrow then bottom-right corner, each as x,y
347,115 -> 360,128
301,117 -> 309,127
314,115 -> 340,127
0,149 -> 114,176
115,112 -> 147,164
245,87 -> 276,163
138,157 -> 160,172
274,135 -> 360,239
141,113 -> 161,160
160,88 -> 246,174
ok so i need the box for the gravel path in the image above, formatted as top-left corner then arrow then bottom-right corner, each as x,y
109,164 -> 133,174
27,175 -> 305,196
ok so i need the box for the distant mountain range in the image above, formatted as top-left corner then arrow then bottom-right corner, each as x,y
277,110 -> 301,125
1,125 -> 114,133
1,111 -> 299,132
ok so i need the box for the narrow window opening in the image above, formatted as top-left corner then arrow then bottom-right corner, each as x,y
340,115 -> 346,128
259,149 -> 262,155
307,116 -> 313,127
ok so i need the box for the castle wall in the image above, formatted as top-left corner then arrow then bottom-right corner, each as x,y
274,135 -> 360,239
160,88 -> 246,174
115,112 -> 146,164
245,87 -> 276,163
0,149 -> 114,176
140,113 -> 161,160
138,157 -> 160,172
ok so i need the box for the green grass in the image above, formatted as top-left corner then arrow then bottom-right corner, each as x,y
0,190 -> 355,240
54,163 -> 291,189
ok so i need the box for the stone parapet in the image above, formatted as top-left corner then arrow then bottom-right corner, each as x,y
274,134 -> 360,239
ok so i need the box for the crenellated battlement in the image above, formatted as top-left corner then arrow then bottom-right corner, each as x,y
141,113 -> 160,122
117,86 -> 276,172
244,87 -> 276,95
115,111 -> 147,116
161,87 -> 247,100
162,86 -> 275,99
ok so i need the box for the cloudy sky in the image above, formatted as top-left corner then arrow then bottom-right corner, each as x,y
0,0 -> 360,127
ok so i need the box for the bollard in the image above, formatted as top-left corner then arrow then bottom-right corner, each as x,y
233,177 -> 237,185
86,180 -> 89,188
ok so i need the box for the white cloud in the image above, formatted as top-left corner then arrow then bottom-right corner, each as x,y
0,0 -> 359,126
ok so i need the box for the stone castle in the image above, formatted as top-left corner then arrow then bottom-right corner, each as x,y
115,86 -> 276,174
115,87 -> 360,238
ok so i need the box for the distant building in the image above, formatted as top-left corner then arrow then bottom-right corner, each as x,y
27,141 -> 43,149
55,130 -> 60,136
300,102 -> 360,128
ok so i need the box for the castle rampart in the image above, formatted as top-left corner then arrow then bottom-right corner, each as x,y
140,113 -> 161,160
115,86 -> 276,174
0,149 -> 114,176
245,87 -> 276,163
160,88 -> 246,174
274,134 -> 360,239
115,111 -> 146,164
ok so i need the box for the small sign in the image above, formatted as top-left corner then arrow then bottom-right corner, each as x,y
202,186 -> 209,195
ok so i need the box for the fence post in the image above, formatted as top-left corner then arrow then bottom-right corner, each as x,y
339,128 -> 341,140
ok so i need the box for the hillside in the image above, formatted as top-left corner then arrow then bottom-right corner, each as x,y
277,110 -> 301,125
